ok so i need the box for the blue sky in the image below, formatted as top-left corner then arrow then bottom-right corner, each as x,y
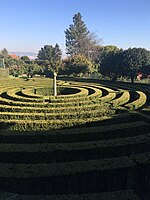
0,0 -> 150,54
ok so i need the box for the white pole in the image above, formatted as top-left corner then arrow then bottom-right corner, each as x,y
53,72 -> 57,96
2,59 -> 5,68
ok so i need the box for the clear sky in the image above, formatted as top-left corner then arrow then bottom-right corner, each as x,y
0,0 -> 150,54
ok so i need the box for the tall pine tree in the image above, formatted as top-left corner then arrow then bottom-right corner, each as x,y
65,13 -> 89,56
65,13 -> 101,60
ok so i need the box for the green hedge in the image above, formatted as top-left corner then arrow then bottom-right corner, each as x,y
0,68 -> 9,78
0,153 -> 149,194
0,87 -> 102,106
0,132 -> 149,164
125,91 -> 147,110
0,103 -> 110,113
111,91 -> 130,107
0,116 -> 113,131
0,190 -> 140,200
0,106 -> 115,121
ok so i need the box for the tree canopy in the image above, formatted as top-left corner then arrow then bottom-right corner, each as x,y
21,56 -> 30,63
99,46 -> 123,81
121,48 -> 150,82
65,13 -> 100,60
65,13 -> 89,55
37,44 -> 62,76
0,48 -> 8,57
61,54 -> 92,76
99,47 -> 150,82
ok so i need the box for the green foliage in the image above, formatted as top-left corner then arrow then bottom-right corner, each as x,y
0,68 -> 9,78
0,58 -> 5,68
122,48 -> 150,82
61,54 -> 93,75
34,86 -> 81,97
98,45 -> 121,62
20,56 -> 30,63
0,50 -> 42,77
0,190 -> 140,200
22,63 -> 45,77
139,64 -> 150,75
0,48 -> 8,57
37,44 -> 62,76
65,13 -> 100,60
0,48 -> 10,70
125,91 -> 147,110
99,47 -> 123,81
99,47 -> 150,82
8,62 -> 45,77
0,78 -> 149,198
65,13 -> 89,55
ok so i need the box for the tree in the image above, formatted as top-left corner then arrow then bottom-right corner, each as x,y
1,48 -> 8,57
9,62 -> 45,77
61,54 -> 92,76
65,13 -> 89,55
98,46 -> 122,81
139,65 -> 150,76
21,56 -> 30,63
99,47 -> 150,82
65,13 -> 100,59
99,50 -> 124,81
0,48 -> 9,68
122,48 -> 150,82
97,45 -> 121,64
53,44 -> 62,62
37,44 -> 62,76
22,63 -> 45,77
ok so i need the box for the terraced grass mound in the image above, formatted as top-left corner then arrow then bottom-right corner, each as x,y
0,77 -> 150,199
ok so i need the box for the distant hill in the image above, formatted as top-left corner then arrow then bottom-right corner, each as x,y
9,52 -> 37,59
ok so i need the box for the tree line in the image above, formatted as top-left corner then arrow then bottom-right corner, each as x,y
1,12 -> 150,82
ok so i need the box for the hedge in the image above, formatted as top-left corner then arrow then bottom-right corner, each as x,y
0,190 -> 140,200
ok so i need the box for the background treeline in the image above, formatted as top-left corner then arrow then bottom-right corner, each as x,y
1,12 -> 150,82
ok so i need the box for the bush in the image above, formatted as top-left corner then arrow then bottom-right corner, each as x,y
61,54 -> 92,75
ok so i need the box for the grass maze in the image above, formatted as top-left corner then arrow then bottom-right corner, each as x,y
0,78 -> 149,199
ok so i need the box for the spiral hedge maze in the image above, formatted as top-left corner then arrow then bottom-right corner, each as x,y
0,77 -> 150,199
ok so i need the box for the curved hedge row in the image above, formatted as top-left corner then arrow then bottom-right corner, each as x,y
0,190 -> 140,200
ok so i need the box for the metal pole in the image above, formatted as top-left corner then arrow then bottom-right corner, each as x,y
53,72 -> 57,96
